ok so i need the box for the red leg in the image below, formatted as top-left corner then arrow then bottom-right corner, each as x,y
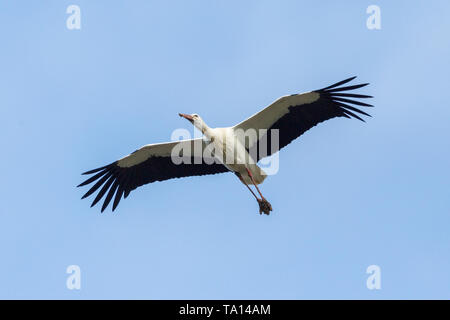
246,168 -> 265,199
235,172 -> 259,201
244,168 -> 273,215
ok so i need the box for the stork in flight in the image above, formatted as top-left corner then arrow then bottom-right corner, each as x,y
78,76 -> 373,215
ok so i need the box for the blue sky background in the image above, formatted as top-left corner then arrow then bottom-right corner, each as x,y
1,1 -> 449,299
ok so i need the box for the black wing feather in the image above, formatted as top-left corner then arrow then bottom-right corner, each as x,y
330,93 -> 373,99
81,171 -> 112,199
332,97 -> 373,107
91,175 -> 115,208
320,76 -> 356,90
102,180 -> 120,212
334,102 -> 372,117
82,165 -> 108,175
77,169 -> 108,187
326,83 -> 369,92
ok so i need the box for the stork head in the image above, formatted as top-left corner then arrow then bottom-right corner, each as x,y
179,113 -> 207,132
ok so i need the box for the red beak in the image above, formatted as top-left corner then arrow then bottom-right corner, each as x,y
179,113 -> 194,122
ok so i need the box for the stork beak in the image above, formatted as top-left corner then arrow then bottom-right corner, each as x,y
179,113 -> 194,123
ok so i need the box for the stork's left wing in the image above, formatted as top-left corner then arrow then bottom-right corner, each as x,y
233,76 -> 373,161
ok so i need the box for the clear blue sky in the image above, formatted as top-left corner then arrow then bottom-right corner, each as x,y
1,1 -> 449,299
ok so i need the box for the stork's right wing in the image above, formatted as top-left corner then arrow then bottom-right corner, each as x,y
78,138 -> 229,212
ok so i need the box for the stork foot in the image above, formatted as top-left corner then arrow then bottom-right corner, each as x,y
257,198 -> 273,215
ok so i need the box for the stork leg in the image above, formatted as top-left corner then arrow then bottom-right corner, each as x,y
244,168 -> 272,215
235,173 -> 259,201
235,171 -> 272,215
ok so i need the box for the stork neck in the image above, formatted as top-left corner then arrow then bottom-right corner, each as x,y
200,125 -> 212,138
195,121 -> 212,140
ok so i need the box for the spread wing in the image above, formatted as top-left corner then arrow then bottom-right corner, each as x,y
233,76 -> 373,161
78,138 -> 228,212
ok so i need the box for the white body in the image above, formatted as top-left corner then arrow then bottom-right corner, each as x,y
205,127 -> 267,185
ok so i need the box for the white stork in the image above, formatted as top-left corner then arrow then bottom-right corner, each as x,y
78,76 -> 372,215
